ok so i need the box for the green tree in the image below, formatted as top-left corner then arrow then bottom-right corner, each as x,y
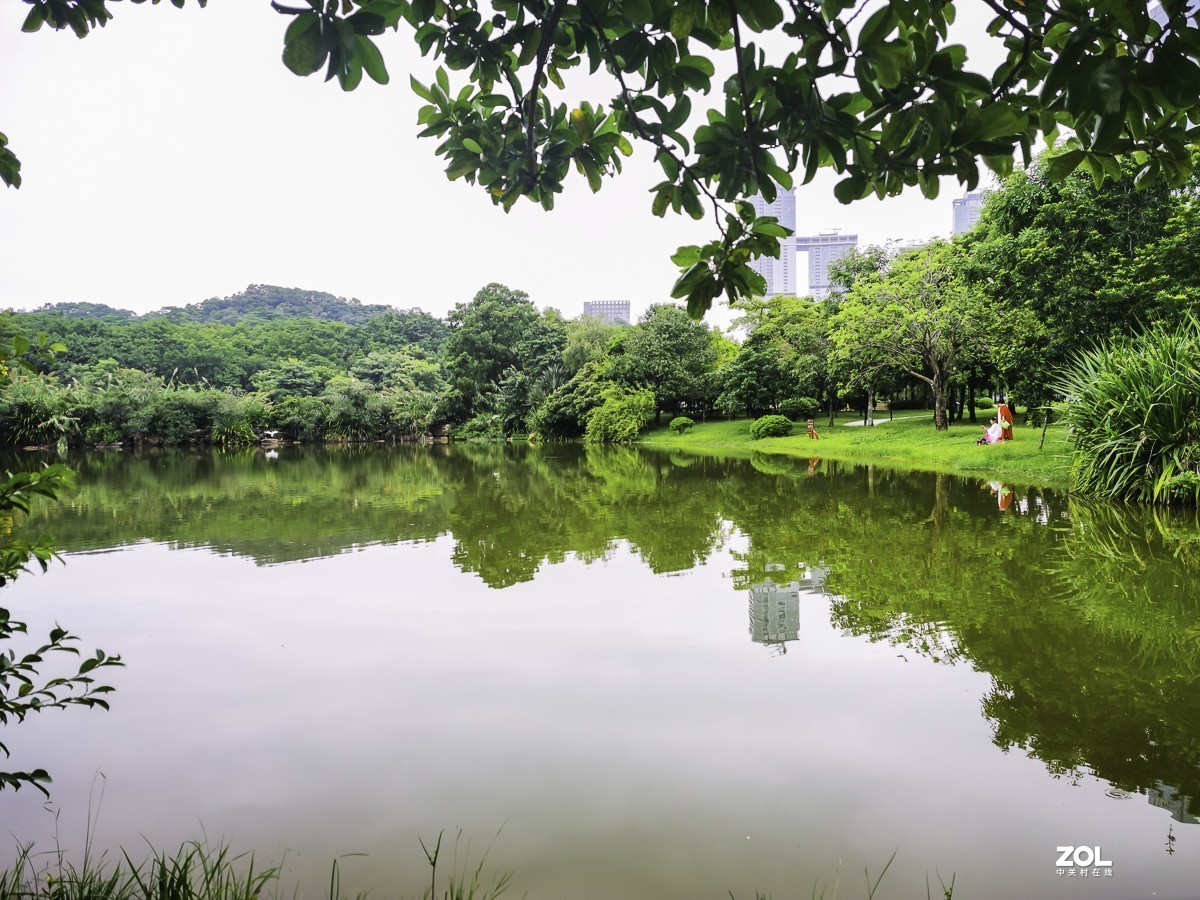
834,242 -> 996,430
966,152 -> 1200,407
613,305 -> 718,421
562,316 -> 620,375
720,295 -> 827,418
441,284 -> 540,423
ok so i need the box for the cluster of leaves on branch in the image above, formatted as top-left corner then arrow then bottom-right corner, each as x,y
271,0 -> 1200,315
13,0 -> 1200,314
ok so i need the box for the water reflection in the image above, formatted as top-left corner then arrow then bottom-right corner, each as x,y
8,443 -> 1200,864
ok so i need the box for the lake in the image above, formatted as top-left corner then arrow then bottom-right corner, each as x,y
2,444 -> 1198,898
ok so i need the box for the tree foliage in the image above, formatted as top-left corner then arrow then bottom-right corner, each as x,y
0,335 -> 122,796
965,152 -> 1200,406
612,304 -> 719,418
11,0 -> 1200,314
833,242 -> 996,430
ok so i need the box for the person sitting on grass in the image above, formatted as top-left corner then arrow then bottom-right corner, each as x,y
807,419 -> 819,440
977,418 -> 1003,445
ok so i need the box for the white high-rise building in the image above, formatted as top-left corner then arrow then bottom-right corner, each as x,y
582,300 -> 630,325
745,186 -> 857,298
952,190 -> 987,235
795,230 -> 858,299
746,187 -> 798,297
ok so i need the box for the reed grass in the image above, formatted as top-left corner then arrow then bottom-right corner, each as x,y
0,832 -> 512,900
0,841 -> 279,900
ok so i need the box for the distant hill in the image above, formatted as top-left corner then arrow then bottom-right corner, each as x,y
150,284 -> 397,325
26,301 -> 136,319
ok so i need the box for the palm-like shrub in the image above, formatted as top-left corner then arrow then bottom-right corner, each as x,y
1058,317 -> 1200,504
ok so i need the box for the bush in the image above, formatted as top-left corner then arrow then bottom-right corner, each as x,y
973,397 -> 995,411
213,394 -> 268,446
669,416 -> 695,434
1058,316 -> 1200,504
750,414 -> 793,440
453,414 -> 504,442
779,397 -> 820,420
584,387 -> 655,443
132,389 -> 219,444
888,396 -> 931,411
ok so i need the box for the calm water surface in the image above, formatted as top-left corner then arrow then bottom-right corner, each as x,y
2,444 -> 1199,898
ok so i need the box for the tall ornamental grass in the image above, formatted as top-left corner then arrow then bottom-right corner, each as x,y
1058,317 -> 1200,505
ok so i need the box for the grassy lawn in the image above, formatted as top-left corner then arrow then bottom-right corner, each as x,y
641,411 -> 1073,488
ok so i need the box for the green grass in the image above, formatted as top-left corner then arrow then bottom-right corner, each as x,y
641,411 -> 1073,488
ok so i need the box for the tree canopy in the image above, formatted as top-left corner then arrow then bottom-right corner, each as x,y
10,0 -> 1200,314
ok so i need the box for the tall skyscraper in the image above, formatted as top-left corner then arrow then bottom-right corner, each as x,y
952,190 -> 987,235
794,230 -> 858,299
746,186 -> 798,297
582,300 -> 630,325
746,186 -> 859,298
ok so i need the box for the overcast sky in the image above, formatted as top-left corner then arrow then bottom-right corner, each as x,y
1,3 -> 999,325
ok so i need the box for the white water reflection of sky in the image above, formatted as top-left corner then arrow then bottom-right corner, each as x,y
2,536 -> 1196,899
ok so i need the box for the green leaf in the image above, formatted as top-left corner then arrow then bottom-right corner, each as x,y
833,175 -> 864,204
356,35 -> 389,85
1044,148 -> 1085,182
670,5 -> 694,39
624,0 -> 652,25
671,245 -> 703,267
410,75 -> 434,102
21,4 -> 46,32
463,137 -> 484,153
282,18 -> 325,77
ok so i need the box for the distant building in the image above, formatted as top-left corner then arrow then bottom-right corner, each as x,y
952,191 -> 987,236
746,186 -> 858,298
746,187 -> 798,297
893,238 -> 932,255
582,300 -> 630,325
794,231 -> 858,299
1149,0 -> 1200,30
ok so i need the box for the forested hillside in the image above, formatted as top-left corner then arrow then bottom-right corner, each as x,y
26,284 -> 400,326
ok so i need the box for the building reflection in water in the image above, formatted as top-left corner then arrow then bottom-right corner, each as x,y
748,564 -> 827,654
1149,783 -> 1199,825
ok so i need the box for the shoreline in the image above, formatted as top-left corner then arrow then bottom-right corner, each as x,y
639,414 -> 1074,490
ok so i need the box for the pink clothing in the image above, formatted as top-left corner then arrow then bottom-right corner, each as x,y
983,422 -> 1003,444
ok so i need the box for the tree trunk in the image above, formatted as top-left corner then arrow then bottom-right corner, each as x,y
932,371 -> 949,430
827,384 -> 836,428
866,386 -> 875,427
968,371 -> 977,424
955,381 -> 966,423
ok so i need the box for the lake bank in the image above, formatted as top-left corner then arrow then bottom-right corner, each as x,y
640,414 -> 1073,489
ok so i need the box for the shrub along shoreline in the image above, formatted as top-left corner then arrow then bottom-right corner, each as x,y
640,414 -> 1073,489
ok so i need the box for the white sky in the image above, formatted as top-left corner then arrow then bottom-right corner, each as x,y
0,2 -> 998,325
